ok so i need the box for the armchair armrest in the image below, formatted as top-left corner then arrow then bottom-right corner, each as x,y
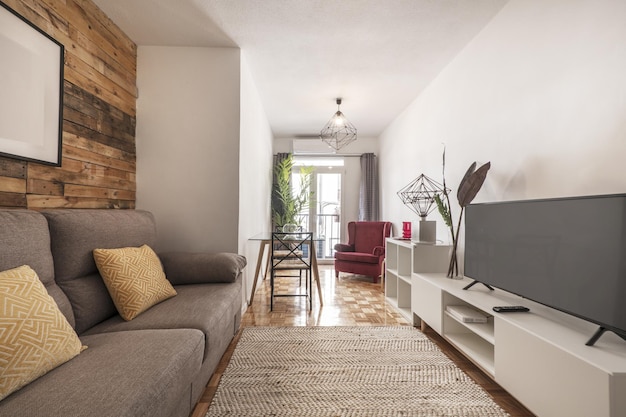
334,243 -> 354,252
159,252 -> 247,285
373,246 -> 385,257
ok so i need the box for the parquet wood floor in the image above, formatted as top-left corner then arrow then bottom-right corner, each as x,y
191,265 -> 535,417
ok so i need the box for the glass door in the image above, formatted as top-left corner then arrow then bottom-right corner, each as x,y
313,170 -> 342,260
293,157 -> 344,261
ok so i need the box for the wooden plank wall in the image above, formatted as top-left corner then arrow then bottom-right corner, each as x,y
0,0 -> 137,209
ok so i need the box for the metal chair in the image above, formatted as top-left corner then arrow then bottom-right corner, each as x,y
270,232 -> 313,311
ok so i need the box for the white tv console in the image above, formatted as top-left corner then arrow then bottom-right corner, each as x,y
385,238 -> 626,417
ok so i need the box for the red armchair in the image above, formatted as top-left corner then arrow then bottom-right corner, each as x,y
333,221 -> 392,283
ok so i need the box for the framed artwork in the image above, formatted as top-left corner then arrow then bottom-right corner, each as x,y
0,1 -> 64,166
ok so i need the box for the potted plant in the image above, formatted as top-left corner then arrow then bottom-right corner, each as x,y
272,155 -> 314,231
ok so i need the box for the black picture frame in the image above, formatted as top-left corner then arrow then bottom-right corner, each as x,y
0,0 -> 64,166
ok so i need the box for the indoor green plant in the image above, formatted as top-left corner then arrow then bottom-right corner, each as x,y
272,155 -> 314,230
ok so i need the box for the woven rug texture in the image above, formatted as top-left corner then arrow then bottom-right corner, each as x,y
206,326 -> 509,416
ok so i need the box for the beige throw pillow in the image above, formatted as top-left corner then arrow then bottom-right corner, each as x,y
93,245 -> 176,321
0,265 -> 85,400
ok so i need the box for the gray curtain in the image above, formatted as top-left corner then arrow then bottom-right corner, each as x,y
272,153 -> 291,230
359,153 -> 379,221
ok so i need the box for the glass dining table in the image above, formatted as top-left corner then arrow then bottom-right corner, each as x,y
247,233 -> 324,307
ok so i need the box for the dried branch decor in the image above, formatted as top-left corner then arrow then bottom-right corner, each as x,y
436,152 -> 491,277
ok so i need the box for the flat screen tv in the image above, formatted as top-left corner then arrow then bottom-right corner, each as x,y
464,193 -> 626,346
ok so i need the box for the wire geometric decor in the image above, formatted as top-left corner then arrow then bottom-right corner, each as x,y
397,174 -> 448,219
320,98 -> 357,151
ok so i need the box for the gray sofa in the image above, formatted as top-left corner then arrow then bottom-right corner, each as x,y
0,209 -> 246,417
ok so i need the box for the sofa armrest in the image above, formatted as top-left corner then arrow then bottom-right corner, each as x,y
373,246 -> 385,257
159,252 -> 247,285
334,243 -> 354,252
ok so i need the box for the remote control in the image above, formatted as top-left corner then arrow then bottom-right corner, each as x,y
492,305 -> 530,313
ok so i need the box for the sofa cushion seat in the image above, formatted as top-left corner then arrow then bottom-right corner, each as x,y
82,282 -> 240,362
334,251 -> 380,264
0,329 -> 204,417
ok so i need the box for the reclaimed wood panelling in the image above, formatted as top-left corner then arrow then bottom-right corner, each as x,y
0,0 -> 136,209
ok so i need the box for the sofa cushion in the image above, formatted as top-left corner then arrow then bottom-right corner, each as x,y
334,251 -> 380,264
0,266 -> 85,401
0,329 -> 204,417
42,210 -> 158,334
82,281 -> 241,361
0,210 -> 74,327
93,245 -> 177,321
159,252 -> 247,285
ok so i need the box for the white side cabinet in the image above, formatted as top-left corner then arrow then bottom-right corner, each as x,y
412,272 -> 626,417
384,238 -> 450,322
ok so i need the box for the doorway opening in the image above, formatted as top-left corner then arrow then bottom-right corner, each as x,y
293,157 -> 344,262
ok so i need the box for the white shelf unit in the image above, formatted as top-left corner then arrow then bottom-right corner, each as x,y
385,238 -> 450,322
443,292 -> 495,376
384,239 -> 413,319
412,272 -> 626,417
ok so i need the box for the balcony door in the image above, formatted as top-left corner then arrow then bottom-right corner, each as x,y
293,157 -> 344,262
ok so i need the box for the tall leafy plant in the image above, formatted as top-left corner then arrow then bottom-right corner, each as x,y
272,155 -> 314,229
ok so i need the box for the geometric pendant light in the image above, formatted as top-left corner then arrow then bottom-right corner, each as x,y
319,98 -> 357,151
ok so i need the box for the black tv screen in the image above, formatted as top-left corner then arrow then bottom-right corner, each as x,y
464,194 -> 626,342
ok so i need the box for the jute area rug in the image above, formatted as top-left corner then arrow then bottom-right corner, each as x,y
206,326 -> 510,416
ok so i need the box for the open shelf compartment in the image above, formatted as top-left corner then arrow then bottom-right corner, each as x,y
442,291 -> 495,376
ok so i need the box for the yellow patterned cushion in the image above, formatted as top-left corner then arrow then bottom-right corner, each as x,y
0,265 -> 85,400
93,245 -> 177,321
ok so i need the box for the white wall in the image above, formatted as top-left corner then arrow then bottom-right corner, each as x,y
380,0 -> 626,264
136,46 -> 241,253
239,53 -> 274,303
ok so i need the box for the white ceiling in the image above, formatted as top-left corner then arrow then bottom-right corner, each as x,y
93,0 -> 508,138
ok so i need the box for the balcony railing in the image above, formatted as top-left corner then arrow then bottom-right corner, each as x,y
296,214 -> 341,260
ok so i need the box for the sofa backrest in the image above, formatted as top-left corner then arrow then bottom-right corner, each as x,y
350,221 -> 392,254
42,209 -> 158,334
0,210 -> 75,328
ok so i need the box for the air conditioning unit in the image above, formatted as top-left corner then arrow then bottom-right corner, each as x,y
292,138 -> 336,155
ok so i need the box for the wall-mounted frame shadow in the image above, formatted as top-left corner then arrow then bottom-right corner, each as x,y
0,1 -> 64,166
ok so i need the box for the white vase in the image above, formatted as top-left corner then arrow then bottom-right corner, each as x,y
417,220 -> 436,244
